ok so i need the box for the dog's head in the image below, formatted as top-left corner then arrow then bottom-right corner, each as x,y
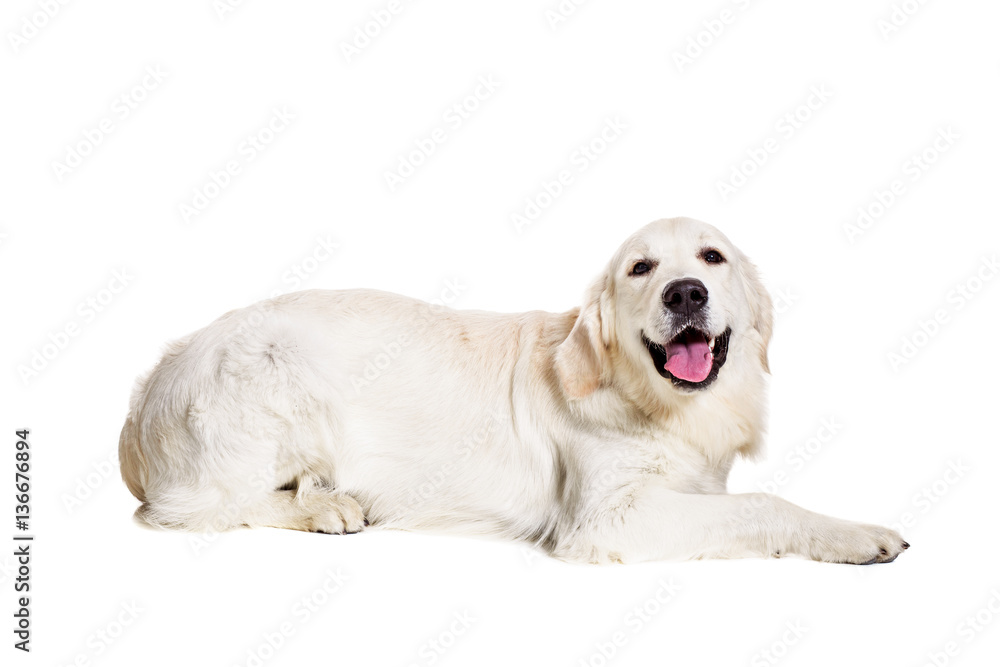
555,217 -> 773,403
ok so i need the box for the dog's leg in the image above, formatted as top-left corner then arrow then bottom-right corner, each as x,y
241,477 -> 367,535
557,485 -> 909,564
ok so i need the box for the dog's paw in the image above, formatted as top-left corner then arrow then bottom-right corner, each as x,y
304,493 -> 367,535
805,520 -> 909,565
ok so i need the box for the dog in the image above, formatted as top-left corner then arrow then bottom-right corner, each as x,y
120,217 -> 908,564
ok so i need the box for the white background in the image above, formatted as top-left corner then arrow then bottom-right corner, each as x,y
2,1 -> 999,666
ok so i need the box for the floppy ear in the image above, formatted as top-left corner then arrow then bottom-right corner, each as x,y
555,274 -> 614,399
738,256 -> 774,372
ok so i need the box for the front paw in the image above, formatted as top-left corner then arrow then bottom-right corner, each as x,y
805,520 -> 910,565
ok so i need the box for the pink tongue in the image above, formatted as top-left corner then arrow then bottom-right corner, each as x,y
664,339 -> 713,382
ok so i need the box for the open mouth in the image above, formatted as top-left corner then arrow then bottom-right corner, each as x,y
642,326 -> 731,391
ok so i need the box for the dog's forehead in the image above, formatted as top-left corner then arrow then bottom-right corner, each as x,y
623,217 -> 731,257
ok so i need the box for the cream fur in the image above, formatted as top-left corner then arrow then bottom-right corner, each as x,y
120,217 -> 908,564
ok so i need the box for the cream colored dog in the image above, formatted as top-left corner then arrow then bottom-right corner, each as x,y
120,217 -> 908,564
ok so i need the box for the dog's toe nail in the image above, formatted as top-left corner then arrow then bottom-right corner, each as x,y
363,518 -> 370,526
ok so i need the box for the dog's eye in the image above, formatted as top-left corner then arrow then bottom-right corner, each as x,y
630,261 -> 652,276
701,249 -> 726,264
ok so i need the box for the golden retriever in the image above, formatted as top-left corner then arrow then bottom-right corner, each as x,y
120,217 -> 908,564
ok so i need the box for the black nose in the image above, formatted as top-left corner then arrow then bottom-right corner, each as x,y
663,278 -> 708,317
